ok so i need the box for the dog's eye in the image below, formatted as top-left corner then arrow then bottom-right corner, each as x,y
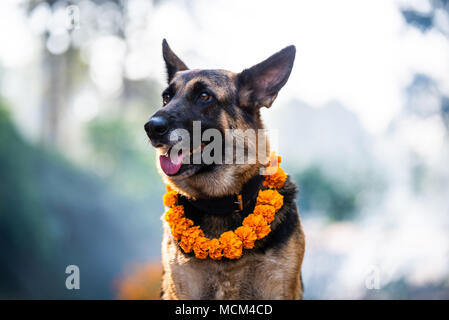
199,92 -> 211,102
162,93 -> 171,106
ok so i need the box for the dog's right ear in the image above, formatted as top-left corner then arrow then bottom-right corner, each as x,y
162,39 -> 188,83
237,45 -> 295,109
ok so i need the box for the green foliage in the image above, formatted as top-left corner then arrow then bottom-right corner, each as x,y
0,102 -> 162,299
0,104 -> 52,295
293,166 -> 359,221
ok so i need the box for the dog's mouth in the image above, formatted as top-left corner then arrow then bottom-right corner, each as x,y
157,144 -> 212,177
159,149 -> 183,175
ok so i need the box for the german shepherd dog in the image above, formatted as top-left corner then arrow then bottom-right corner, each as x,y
144,40 -> 305,299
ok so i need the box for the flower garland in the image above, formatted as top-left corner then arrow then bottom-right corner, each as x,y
163,154 -> 287,260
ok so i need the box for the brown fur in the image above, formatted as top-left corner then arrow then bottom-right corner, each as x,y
147,41 -> 305,299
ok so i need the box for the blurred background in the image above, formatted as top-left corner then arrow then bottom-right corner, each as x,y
1,0 -> 449,299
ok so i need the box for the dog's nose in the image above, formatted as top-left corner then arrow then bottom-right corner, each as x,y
145,116 -> 169,136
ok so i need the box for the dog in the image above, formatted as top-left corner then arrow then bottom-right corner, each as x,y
144,39 -> 305,299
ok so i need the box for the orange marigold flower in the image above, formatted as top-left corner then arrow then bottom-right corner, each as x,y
256,189 -> 284,211
164,205 -> 184,225
235,225 -> 257,249
263,167 -> 287,189
163,190 -> 178,207
208,238 -> 223,260
171,217 -> 193,240
253,204 -> 276,224
219,231 -> 243,259
179,226 -> 204,253
193,236 -> 209,259
166,184 -> 174,192
267,153 -> 281,167
242,214 -> 271,240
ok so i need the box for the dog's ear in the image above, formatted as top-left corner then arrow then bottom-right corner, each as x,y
238,45 -> 295,109
162,39 -> 188,83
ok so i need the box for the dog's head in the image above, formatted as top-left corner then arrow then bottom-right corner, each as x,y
145,39 -> 295,198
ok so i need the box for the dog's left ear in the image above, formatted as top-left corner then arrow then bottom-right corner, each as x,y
162,39 -> 188,83
238,45 -> 295,109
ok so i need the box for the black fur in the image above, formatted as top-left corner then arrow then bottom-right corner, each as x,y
162,39 -> 188,83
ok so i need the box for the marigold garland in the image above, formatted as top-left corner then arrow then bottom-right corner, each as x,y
193,236 -> 210,259
163,190 -> 178,207
163,154 -> 287,260
235,226 -> 257,249
253,205 -> 276,224
263,167 -> 287,189
256,189 -> 284,211
219,231 -> 243,259
242,214 -> 271,240
208,238 -> 223,260
179,226 -> 204,253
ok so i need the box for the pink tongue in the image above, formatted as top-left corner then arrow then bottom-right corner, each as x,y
160,152 -> 183,175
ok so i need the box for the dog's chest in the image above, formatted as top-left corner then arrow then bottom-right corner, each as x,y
161,222 -> 292,299
175,258 -> 251,299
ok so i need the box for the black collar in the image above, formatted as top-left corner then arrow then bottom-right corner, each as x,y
178,174 -> 264,215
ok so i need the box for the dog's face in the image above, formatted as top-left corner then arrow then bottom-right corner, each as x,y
145,40 -> 295,198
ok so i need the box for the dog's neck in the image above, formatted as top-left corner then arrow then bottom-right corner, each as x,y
178,173 -> 263,215
165,162 -> 263,200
